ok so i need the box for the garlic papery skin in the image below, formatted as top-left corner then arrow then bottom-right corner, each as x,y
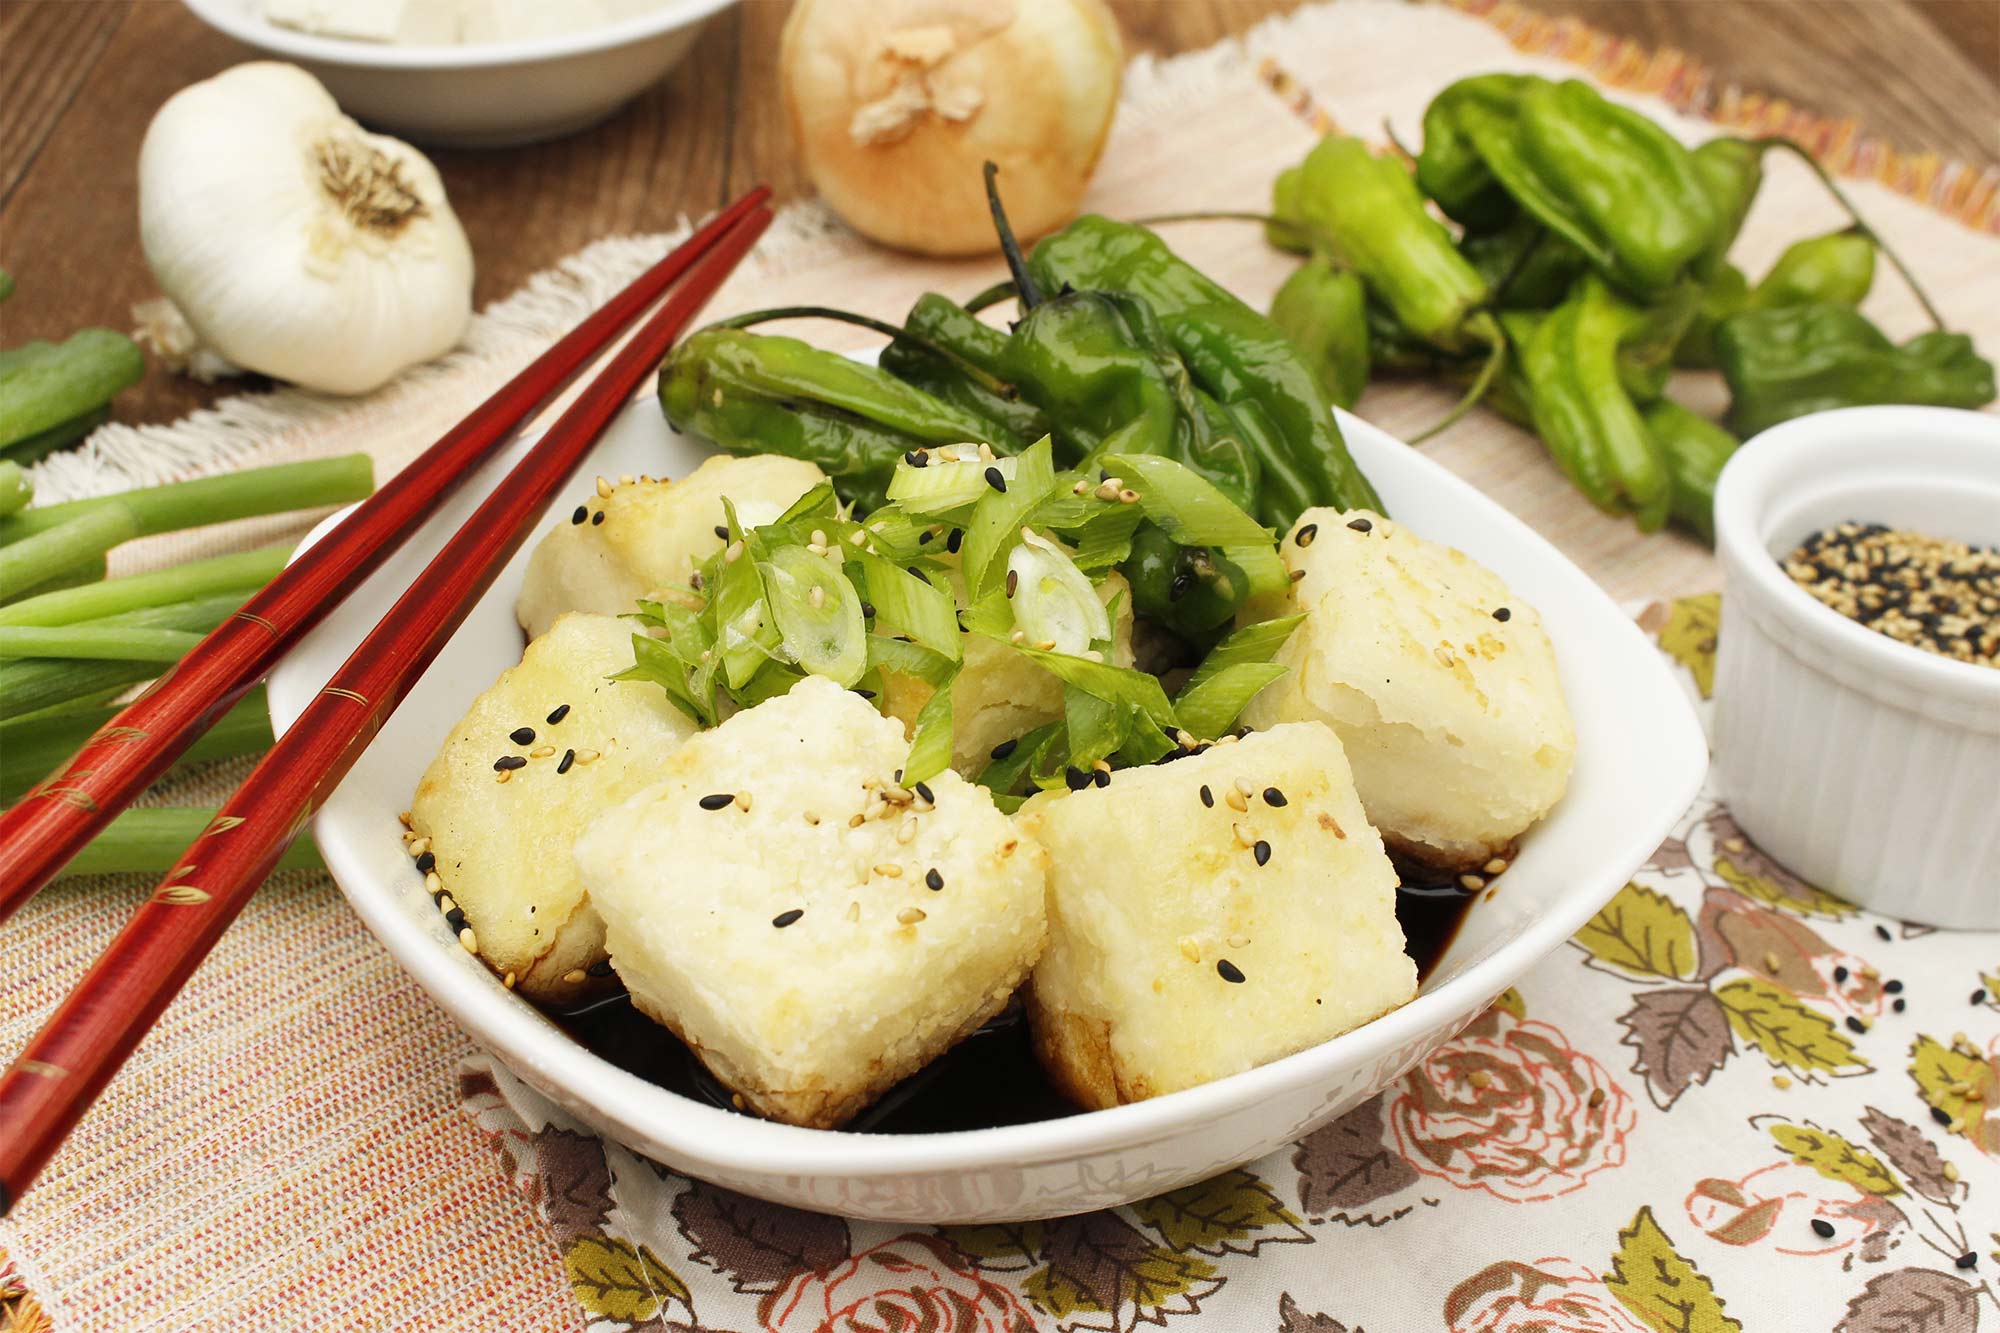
781,0 -> 1123,257
138,62 -> 474,396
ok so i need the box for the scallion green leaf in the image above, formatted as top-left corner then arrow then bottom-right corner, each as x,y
1173,662 -> 1286,740
1099,452 -> 1273,548
854,551 -> 961,660
763,544 -> 867,686
961,437 -> 1057,601
902,679 -> 956,785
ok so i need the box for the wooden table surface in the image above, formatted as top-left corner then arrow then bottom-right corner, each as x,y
2,0 -> 1996,431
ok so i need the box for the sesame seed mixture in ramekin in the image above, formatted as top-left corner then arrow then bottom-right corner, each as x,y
1782,522 -> 2000,668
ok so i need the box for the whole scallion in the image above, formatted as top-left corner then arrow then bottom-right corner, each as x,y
0,453 -> 373,545
0,687 -> 273,804
0,542 -> 289,627
57,807 -> 321,877
0,503 -> 139,600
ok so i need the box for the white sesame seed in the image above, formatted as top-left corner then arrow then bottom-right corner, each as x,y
407,836 -> 430,856
495,769 -> 511,784
1225,789 -> 1249,813
1232,822 -> 1255,848
735,791 -> 752,812
898,817 -> 918,844
1484,857 -> 1509,875
459,927 -> 479,954
1178,937 -> 1201,963
804,811 -> 821,826
424,871 -> 443,894
1118,489 -> 1140,504
1227,934 -> 1250,949
846,901 -> 861,922
811,529 -> 828,547
399,810 -> 413,828
874,863 -> 903,878
898,907 -> 927,924
595,476 -> 613,497
1460,874 -> 1486,891
563,969 -> 586,984
849,812 -> 867,828
574,748 -> 601,765
1234,777 -> 1256,797
530,745 -> 555,759
503,971 -> 517,990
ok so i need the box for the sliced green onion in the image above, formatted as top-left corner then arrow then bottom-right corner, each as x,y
855,551 -> 961,660
887,444 -> 1019,516
1063,682 -> 1125,769
955,586 -> 1013,640
1065,504 -> 1146,571
763,544 -> 866,686
711,550 -> 777,690
1015,646 -> 1178,729
1174,663 -> 1287,740
902,679 -> 956,786
775,482 -> 841,527
961,437 -> 1057,601
1007,532 -> 1109,656
1098,453 -> 1273,549
1221,543 -> 1292,600
977,721 -> 1061,791
867,634 -> 956,686
615,634 -> 711,726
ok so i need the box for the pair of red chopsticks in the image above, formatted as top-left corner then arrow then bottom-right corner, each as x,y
0,188 -> 774,1212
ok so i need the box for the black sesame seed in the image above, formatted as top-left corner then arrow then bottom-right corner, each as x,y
415,851 -> 436,873
714,524 -> 729,540
445,907 -> 467,931
1254,840 -> 1272,866
984,466 -> 1007,493
1346,517 -> 1372,533
510,726 -> 536,746
1064,766 -> 1092,792
1217,959 -> 1246,984
1876,924 -> 1893,941
698,793 -> 735,810
991,739 -> 1018,761
1093,768 -> 1110,788
1169,572 -> 1193,602
920,529 -> 934,544
1834,966 -> 1849,983
1845,1016 -> 1868,1034
854,689 -> 876,699
591,511 -> 605,526
946,528 -> 964,554
493,755 -> 527,771
571,506 -> 588,525
1263,787 -> 1287,807
1932,1105 -> 1954,1126
587,959 -> 614,978
861,602 -> 877,619
1974,988 -> 1989,1005
1200,785 -> 1214,808
772,909 -> 804,928
1810,1219 -> 1835,1239
1294,523 -> 1318,548
1893,997 -> 1907,1013
557,749 -> 575,775
1006,569 -> 1019,598
1956,1252 -> 1979,1270
905,450 -> 928,468
546,704 -> 570,725
926,868 -> 944,891
1492,607 -> 1512,622
1885,979 -> 1903,993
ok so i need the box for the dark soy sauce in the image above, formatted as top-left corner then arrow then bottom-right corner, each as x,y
551,878 -> 1476,1135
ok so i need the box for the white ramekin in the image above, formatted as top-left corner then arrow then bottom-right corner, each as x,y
1712,406 -> 2000,929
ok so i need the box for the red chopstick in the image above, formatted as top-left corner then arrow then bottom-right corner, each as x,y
0,203 -> 773,1211
0,186 -> 771,918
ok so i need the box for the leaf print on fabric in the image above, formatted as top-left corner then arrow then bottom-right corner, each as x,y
1277,1292 -> 1353,1333
1573,884 -> 1698,981
564,1235 -> 694,1325
1859,1108 -> 1966,1207
1713,976 -> 1868,1077
1494,987 -> 1527,1020
1908,1035 -> 1999,1152
1391,1008 -> 1637,1203
673,1180 -> 852,1295
945,1223 -> 1050,1273
1656,594 -> 1719,698
1603,1206 -> 1743,1333
1026,1212 -> 1221,1331
1765,1121 -> 1901,1196
1703,895 -> 1882,1018
534,1127 -> 614,1240
1129,1168 -> 1308,1257
1444,1258 -> 1650,1333
1685,1162 -> 1905,1259
1835,1267 -> 1982,1333
764,1234 -> 1037,1333
1292,1091 -> 1421,1223
1618,987 -> 1733,1111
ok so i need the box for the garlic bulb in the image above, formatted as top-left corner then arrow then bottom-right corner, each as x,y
138,62 -> 473,396
780,0 -> 1123,257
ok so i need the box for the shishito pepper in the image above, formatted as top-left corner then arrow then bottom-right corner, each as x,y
879,293 -> 1049,451
1022,210 -> 1381,524
1459,216 -> 1589,310
1268,256 -> 1370,409
1415,75 -> 1719,295
1687,136 -> 1765,280
1716,303 -> 1997,438
1504,278 -> 1672,529
1641,400 -> 1738,543
658,327 -> 1002,512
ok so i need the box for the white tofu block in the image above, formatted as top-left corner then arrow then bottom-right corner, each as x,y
575,676 -> 1049,1128
410,613 -> 696,1002
515,454 -> 826,638
1022,722 -> 1415,1108
1241,509 -> 1575,869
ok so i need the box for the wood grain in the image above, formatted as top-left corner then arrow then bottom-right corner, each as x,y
0,0 -> 1992,431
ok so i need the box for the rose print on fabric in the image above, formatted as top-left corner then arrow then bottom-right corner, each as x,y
1389,1007 -> 1636,1203
1685,1162 -> 1902,1260
764,1234 -> 1037,1333
1444,1258 -> 1651,1333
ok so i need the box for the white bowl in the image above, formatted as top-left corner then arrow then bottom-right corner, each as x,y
268,397 -> 1706,1222
1712,406 -> 2000,929
181,0 -> 739,147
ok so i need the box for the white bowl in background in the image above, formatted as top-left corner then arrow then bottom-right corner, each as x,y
268,398 -> 1706,1223
1713,406 -> 2000,929
181,0 -> 740,147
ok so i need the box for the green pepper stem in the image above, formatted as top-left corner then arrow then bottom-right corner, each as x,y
984,161 -> 1045,310
1747,136 -> 1946,331
709,305 -> 1020,400
1487,229 -> 1548,306
962,280 -> 1017,314
1408,337 -> 1507,445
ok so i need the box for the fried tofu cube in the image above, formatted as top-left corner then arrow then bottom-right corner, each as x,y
516,453 -> 826,638
410,613 -> 697,1003
1021,722 -> 1415,1108
1241,509 -> 1575,870
574,675 -> 1049,1129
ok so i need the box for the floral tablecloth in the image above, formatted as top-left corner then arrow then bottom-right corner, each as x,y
463,594 -> 2000,1333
